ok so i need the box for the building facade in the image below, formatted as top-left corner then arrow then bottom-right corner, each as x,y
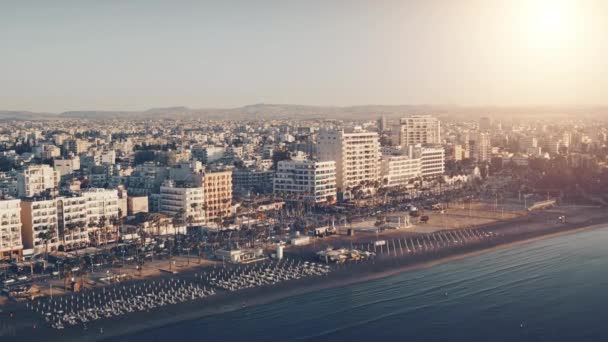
476,132 -> 492,162
232,169 -> 275,195
17,164 -> 59,198
54,157 -> 81,178
317,128 -> 381,193
159,180 -> 205,226
57,194 -> 89,250
399,115 -> 441,147
0,198 -> 23,261
83,188 -> 120,244
20,197 -> 59,254
380,155 -> 421,187
419,146 -> 445,178
203,170 -> 233,224
274,159 -> 337,203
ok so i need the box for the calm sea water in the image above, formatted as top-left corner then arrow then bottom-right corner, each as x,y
113,227 -> 608,342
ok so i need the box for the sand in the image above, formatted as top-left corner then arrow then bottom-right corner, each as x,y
1,204 -> 607,341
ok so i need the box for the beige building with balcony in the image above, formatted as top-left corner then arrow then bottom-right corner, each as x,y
0,198 -> 23,261
57,194 -> 89,250
54,156 -> 81,178
399,115 -> 441,148
274,159 -> 337,203
419,146 -> 445,178
380,154 -> 421,187
159,180 -> 205,226
83,188 -> 120,244
17,164 -> 59,198
20,197 -> 59,254
203,170 -> 233,225
317,128 -> 381,195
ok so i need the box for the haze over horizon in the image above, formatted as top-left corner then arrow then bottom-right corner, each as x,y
2,0 -> 607,112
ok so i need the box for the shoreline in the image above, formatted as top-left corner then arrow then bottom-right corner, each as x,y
3,213 -> 608,341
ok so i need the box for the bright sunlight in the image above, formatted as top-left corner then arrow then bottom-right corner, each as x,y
523,0 -> 582,49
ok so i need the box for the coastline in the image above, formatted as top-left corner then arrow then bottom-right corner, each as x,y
3,212 -> 608,342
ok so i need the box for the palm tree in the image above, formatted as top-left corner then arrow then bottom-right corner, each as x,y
346,215 -> 353,235
173,208 -> 186,226
190,203 -> 199,224
63,222 -> 76,251
154,216 -> 162,237
197,241 -> 204,264
98,216 -> 108,246
76,219 -> 87,243
437,176 -> 446,195
134,221 -> 149,266
109,216 -> 120,243
39,227 -> 56,266
88,218 -> 99,246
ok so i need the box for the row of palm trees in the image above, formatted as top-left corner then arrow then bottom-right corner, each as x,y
56,215 -> 122,253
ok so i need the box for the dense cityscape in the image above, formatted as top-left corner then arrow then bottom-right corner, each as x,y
0,114 -> 603,263
3,0 -> 608,340
0,111 -> 607,338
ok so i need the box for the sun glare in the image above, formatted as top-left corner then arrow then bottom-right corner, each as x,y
536,4 -> 566,34
524,0 -> 580,49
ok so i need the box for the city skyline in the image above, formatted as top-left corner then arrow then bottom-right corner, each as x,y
2,0 -> 608,112
3,1 -> 608,340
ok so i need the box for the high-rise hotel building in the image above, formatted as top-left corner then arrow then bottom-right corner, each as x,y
203,170 -> 233,224
399,115 -> 441,148
317,127 -> 381,194
274,159 -> 337,203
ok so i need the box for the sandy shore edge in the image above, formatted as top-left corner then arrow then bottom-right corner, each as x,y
3,219 -> 607,342
96,222 -> 608,341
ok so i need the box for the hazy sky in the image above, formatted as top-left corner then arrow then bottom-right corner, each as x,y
1,0 -> 607,112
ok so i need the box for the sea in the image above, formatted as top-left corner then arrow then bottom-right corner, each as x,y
112,226 -> 608,342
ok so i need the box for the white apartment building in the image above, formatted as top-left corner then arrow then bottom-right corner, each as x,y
380,155 -> 421,187
419,146 -> 445,178
57,194 -> 89,250
317,128 -> 381,193
20,197 -> 59,254
17,164 -> 59,198
54,156 -> 81,178
160,180 -> 205,226
0,198 -> 23,261
53,133 -> 69,146
33,144 -> 61,160
476,132 -> 492,162
192,145 -> 225,163
84,188 -> 120,222
169,161 -> 205,186
399,115 -> 441,147
100,150 -> 116,165
274,159 -> 337,203
453,144 -> 466,161
63,138 -> 89,154
83,188 -> 120,244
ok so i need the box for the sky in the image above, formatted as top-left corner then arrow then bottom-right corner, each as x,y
1,0 -> 607,112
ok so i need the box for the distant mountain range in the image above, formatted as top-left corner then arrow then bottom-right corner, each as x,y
1,104 -> 607,121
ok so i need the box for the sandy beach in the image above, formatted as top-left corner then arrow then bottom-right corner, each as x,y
2,205 -> 607,342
